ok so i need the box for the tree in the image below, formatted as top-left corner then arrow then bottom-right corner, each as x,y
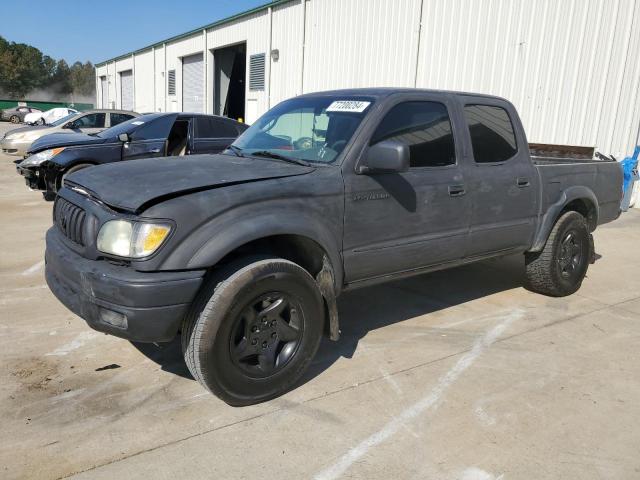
51,59 -> 72,96
70,61 -> 95,97
0,35 -> 95,101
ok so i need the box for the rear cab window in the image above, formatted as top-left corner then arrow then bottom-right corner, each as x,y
463,104 -> 518,163
371,101 -> 456,168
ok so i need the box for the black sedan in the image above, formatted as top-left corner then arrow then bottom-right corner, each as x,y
16,113 -> 249,200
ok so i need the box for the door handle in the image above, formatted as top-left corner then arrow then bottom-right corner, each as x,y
448,185 -> 466,197
149,148 -> 161,153
516,177 -> 530,187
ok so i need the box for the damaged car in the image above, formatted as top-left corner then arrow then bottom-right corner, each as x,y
16,112 -> 248,200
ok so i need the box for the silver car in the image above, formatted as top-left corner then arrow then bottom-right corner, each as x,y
1,109 -> 139,157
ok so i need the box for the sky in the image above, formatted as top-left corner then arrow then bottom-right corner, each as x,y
1,0 -> 269,64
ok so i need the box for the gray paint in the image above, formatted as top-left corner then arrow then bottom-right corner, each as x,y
52,88 -> 624,341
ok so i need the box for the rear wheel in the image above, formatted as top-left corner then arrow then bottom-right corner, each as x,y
10,115 -> 19,124
525,211 -> 591,297
181,257 -> 324,406
37,118 -> 45,125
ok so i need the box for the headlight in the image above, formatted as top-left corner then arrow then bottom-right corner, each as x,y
97,220 -> 171,258
20,147 -> 65,167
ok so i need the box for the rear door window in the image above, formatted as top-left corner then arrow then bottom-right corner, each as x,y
110,113 -> 135,126
371,101 -> 456,168
463,105 -> 518,163
195,117 -> 239,139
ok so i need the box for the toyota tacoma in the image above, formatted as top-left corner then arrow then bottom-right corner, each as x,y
44,88 -> 623,405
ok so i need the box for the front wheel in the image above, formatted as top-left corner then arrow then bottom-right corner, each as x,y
37,118 -> 45,125
10,115 -> 19,124
181,257 -> 325,406
524,211 -> 591,297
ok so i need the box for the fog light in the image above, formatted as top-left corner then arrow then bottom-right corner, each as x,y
99,308 -> 128,329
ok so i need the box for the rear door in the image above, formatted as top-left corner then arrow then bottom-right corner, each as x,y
460,98 -> 539,257
122,115 -> 174,161
191,116 -> 239,153
342,94 -> 470,282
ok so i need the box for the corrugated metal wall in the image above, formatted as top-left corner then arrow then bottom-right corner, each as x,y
96,0 -> 640,158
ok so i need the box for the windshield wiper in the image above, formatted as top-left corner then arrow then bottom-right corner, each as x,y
250,150 -> 310,167
227,145 -> 244,157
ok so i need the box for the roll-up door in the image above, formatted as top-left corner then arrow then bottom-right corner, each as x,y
120,70 -> 133,110
100,76 -> 108,108
182,53 -> 204,113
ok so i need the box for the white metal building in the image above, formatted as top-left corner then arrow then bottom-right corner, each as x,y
95,0 -> 640,160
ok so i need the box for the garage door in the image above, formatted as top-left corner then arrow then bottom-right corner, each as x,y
182,53 -> 204,113
100,76 -> 108,108
120,70 -> 133,111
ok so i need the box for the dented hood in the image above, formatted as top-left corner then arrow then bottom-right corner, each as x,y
65,154 -> 315,212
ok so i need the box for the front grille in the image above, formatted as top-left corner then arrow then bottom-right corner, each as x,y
54,197 -> 86,246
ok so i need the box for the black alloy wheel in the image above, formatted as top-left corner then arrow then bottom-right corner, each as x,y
229,292 -> 303,377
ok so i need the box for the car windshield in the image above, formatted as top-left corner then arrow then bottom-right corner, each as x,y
231,96 -> 375,164
51,113 -> 78,127
96,114 -> 158,138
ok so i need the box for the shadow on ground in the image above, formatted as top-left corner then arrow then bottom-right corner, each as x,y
131,253 -> 527,388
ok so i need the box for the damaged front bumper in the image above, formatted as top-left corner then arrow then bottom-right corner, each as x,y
45,227 -> 206,342
16,160 -> 60,198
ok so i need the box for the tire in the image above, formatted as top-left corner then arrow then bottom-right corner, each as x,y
38,118 -> 45,125
525,211 -> 591,297
181,257 -> 325,406
59,163 -> 92,190
10,115 -> 19,124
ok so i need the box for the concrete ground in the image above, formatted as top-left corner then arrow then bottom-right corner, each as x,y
1,121 -> 639,480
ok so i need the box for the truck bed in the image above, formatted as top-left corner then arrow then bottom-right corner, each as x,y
533,155 -> 622,227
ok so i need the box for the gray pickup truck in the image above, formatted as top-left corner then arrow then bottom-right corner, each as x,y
44,88 -> 622,405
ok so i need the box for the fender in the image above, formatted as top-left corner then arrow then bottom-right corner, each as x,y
160,204 -> 345,293
530,185 -> 599,252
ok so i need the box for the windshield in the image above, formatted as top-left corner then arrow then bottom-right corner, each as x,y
51,113 -> 79,127
96,114 -> 159,138
231,96 -> 374,163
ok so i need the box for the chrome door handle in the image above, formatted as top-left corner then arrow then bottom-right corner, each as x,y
517,177 -> 530,187
149,148 -> 161,153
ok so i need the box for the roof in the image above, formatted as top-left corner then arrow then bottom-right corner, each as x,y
95,0 -> 292,67
297,87 -> 509,101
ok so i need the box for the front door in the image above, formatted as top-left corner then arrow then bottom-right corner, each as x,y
343,98 -> 470,282
121,115 -> 177,161
71,112 -> 106,135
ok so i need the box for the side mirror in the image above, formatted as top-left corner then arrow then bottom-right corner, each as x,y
118,133 -> 130,143
359,140 -> 410,174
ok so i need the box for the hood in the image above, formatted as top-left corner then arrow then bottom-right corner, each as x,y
3,125 -> 50,138
65,154 -> 315,212
29,132 -> 107,153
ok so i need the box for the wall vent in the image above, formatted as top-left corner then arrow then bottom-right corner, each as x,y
249,53 -> 265,91
167,69 -> 176,95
